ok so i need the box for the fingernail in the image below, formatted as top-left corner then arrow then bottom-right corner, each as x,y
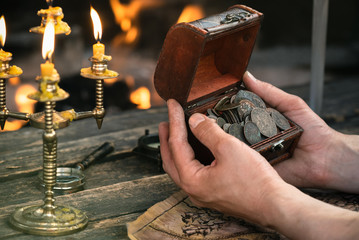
245,71 -> 256,82
189,113 -> 205,129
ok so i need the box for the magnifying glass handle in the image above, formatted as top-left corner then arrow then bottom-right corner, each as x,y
76,142 -> 115,170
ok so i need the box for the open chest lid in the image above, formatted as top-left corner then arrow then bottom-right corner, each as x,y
154,5 -> 263,109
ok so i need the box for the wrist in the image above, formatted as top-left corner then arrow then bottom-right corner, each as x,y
258,180 -> 297,227
324,133 -> 359,192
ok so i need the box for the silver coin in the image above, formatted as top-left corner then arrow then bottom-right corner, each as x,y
214,96 -> 230,111
221,112 -> 231,123
229,123 -> 245,142
230,109 -> 241,123
267,108 -> 291,131
207,115 -> 218,121
223,123 -> 231,133
251,108 -> 277,138
207,108 -> 217,117
216,117 -> 226,128
244,121 -> 262,145
234,90 -> 266,108
251,95 -> 266,109
215,102 -> 242,111
237,99 -> 255,121
230,94 -> 236,103
227,111 -> 236,123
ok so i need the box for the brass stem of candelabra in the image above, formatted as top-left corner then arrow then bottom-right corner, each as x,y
42,101 -> 57,216
0,78 -> 8,130
94,79 -> 105,129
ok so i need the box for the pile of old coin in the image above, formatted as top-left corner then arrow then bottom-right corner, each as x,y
207,90 -> 291,145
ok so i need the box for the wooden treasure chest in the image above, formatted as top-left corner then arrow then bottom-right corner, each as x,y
154,5 -> 303,165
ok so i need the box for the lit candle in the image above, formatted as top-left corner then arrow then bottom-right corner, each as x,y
90,7 -> 105,59
41,19 -> 55,78
0,15 -> 12,60
93,41 -> 104,58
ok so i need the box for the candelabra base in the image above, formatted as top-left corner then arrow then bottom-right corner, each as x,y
9,205 -> 88,236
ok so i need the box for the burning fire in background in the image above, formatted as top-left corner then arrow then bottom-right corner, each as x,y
109,0 -> 205,110
109,0 -> 164,46
2,1 -> 206,131
177,4 -> 205,23
0,78 -> 36,132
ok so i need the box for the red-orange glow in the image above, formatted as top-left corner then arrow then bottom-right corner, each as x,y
109,0 -> 163,46
9,77 -> 20,86
125,27 -> 138,44
130,86 -> 151,109
1,121 -> 23,132
2,84 -> 37,132
177,4 -> 205,23
15,84 -> 37,113
125,75 -> 135,89
104,77 -> 118,86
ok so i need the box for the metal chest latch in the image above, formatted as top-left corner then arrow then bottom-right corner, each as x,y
271,139 -> 284,152
221,12 -> 251,24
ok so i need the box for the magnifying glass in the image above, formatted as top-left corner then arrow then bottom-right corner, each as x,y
39,142 -> 114,193
133,129 -> 163,172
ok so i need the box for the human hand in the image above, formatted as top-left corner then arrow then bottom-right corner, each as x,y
243,71 -> 359,193
159,99 -> 287,224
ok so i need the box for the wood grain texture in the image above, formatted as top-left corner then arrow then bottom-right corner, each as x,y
0,174 -> 179,239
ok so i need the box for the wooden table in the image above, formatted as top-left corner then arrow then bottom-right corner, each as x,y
0,107 -> 179,239
1,77 -> 358,239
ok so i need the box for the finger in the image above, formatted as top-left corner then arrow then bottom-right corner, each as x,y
159,121 -> 180,184
167,99 -> 203,177
243,71 -> 307,115
188,113 -> 247,160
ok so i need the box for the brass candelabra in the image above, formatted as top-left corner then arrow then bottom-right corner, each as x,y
0,2 -> 118,236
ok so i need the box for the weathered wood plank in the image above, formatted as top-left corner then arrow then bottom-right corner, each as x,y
0,123 -> 160,181
3,213 -> 141,240
0,107 -> 168,154
0,154 -> 163,208
0,174 -> 179,238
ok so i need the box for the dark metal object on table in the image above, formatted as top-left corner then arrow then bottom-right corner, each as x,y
133,129 -> 163,173
39,142 -> 114,193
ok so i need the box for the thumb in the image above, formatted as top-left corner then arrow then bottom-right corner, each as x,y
188,113 -> 233,156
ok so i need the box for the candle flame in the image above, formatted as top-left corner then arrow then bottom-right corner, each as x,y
91,7 -> 102,41
0,15 -> 6,48
42,19 -> 55,60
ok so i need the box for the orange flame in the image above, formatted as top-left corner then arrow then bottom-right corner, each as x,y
130,87 -> 151,109
109,0 -> 163,45
0,15 -> 6,48
90,7 -> 102,41
177,4 -> 205,23
15,84 -> 37,113
9,77 -> 20,86
42,19 -> 55,60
